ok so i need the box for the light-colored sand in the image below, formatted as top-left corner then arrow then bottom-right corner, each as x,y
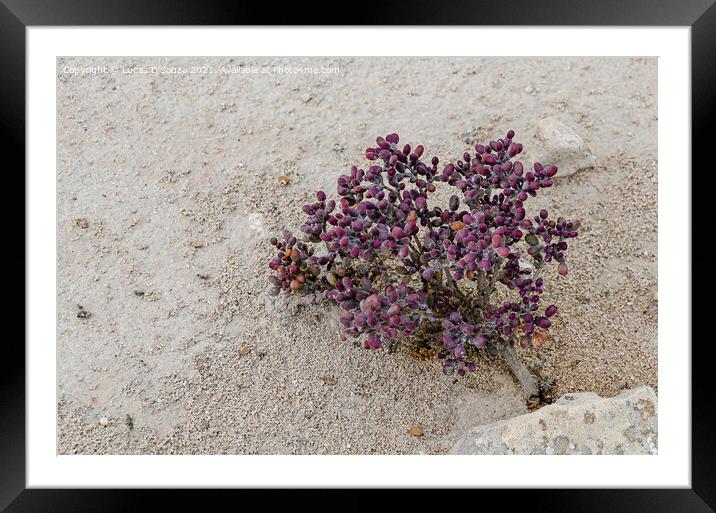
57,56 -> 657,454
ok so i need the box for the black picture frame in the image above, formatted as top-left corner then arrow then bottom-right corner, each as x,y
3,1 -> 713,511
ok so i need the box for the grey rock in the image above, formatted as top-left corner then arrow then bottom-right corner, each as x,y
535,117 -> 597,177
450,386 -> 657,455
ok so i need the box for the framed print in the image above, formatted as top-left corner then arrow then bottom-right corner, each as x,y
5,0 -> 714,511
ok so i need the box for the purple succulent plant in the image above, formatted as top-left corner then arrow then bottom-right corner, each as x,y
268,131 -> 579,379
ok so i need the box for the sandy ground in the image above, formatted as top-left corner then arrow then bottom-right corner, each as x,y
57,56 -> 657,454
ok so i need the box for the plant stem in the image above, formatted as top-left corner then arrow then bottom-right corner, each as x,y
444,267 -> 468,302
502,345 -> 539,400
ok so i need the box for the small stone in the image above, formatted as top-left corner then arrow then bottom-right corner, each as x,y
239,345 -> 251,357
524,84 -> 535,93
278,175 -> 291,186
99,417 -> 109,426
133,290 -> 145,297
190,241 -> 205,249
535,117 -> 597,177
408,426 -> 424,437
545,446 -> 555,455
125,414 -> 134,430
322,377 -> 337,385
75,218 -> 89,229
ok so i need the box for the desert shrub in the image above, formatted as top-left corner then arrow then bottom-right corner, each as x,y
268,131 -> 579,394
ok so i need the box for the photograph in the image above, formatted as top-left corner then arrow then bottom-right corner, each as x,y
2,0 -> 710,505
56,55 -> 658,456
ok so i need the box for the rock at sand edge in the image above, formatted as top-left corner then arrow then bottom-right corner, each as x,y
449,385 -> 657,455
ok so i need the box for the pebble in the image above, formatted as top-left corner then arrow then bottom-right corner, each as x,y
535,117 -> 597,176
99,417 -> 109,426
408,426 -> 424,437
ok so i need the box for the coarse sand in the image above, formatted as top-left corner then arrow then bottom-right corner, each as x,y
57,56 -> 657,454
